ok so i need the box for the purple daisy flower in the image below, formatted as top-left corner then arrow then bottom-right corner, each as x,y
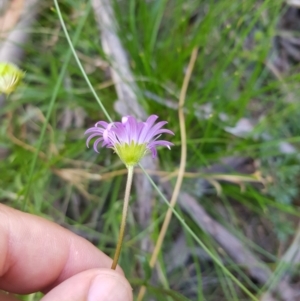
85,115 -> 174,166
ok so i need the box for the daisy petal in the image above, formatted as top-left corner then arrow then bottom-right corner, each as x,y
85,115 -> 173,166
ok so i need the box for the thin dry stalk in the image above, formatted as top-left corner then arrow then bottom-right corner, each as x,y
137,47 -> 198,301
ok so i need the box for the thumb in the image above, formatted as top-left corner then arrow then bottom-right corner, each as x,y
41,269 -> 133,301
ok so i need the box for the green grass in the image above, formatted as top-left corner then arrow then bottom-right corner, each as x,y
2,0 -> 300,300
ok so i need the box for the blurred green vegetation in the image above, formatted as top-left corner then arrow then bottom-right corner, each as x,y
2,0 -> 300,300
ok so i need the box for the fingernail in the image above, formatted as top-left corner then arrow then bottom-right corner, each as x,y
88,272 -> 132,301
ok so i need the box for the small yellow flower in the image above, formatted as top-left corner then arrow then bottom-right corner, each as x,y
0,62 -> 24,95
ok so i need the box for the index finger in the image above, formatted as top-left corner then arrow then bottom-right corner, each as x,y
0,204 -> 118,294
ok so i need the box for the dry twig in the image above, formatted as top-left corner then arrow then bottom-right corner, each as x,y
137,47 -> 198,301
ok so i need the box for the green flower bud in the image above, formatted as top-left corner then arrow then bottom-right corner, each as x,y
115,142 -> 147,167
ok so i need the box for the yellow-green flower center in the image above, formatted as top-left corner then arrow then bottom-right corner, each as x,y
115,142 -> 147,167
0,62 -> 24,95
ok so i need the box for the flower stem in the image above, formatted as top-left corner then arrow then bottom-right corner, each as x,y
111,165 -> 134,269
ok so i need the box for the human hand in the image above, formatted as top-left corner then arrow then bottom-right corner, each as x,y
0,204 -> 133,301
